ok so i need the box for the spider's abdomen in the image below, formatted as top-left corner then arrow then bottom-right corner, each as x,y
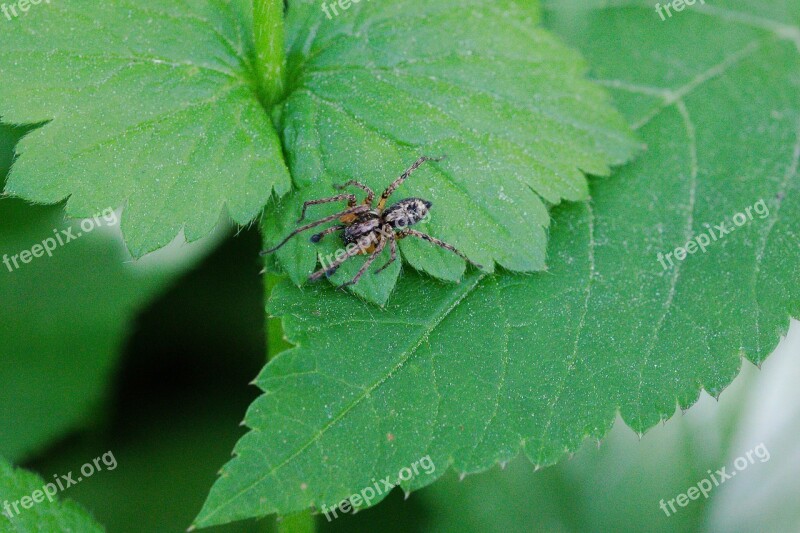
384,198 -> 432,229
343,213 -> 382,246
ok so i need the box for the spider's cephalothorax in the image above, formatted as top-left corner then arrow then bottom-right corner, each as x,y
261,156 -> 483,288
341,212 -> 382,247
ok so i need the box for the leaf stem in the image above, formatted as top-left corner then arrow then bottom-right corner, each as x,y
262,239 -> 315,532
253,0 -> 286,107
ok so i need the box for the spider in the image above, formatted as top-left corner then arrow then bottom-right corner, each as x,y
261,156 -> 483,288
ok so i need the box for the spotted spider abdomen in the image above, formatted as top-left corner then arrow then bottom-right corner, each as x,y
384,198 -> 432,229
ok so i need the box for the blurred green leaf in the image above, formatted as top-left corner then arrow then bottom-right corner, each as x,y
28,227 -> 273,533
197,0 -> 800,526
0,456 -> 103,532
35,403 -> 259,533
0,201 -> 161,461
0,125 -> 223,462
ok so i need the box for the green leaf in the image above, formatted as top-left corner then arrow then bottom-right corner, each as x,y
0,0 -> 290,257
0,124 -> 223,462
0,456 -> 103,532
33,385 -> 264,533
0,0 -> 636,279
264,0 -> 638,304
195,0 -> 800,527
419,330 -> 800,533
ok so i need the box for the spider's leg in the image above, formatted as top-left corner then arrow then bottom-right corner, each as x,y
338,234 -> 388,289
310,225 -> 345,243
377,155 -> 445,212
261,205 -> 369,255
398,228 -> 483,269
333,180 -> 375,206
308,244 -> 363,281
375,230 -> 398,274
298,193 -> 357,222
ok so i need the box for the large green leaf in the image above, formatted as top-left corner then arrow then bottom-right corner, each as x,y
0,457 -> 103,532
195,0 -> 800,527
264,0 -> 638,304
0,124 -> 223,462
0,0 -> 637,295
0,0 -> 290,257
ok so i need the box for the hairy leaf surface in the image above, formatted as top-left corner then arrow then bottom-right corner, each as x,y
265,0 -> 638,303
0,0 -> 290,256
196,1 -> 800,526
0,0 -> 637,289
